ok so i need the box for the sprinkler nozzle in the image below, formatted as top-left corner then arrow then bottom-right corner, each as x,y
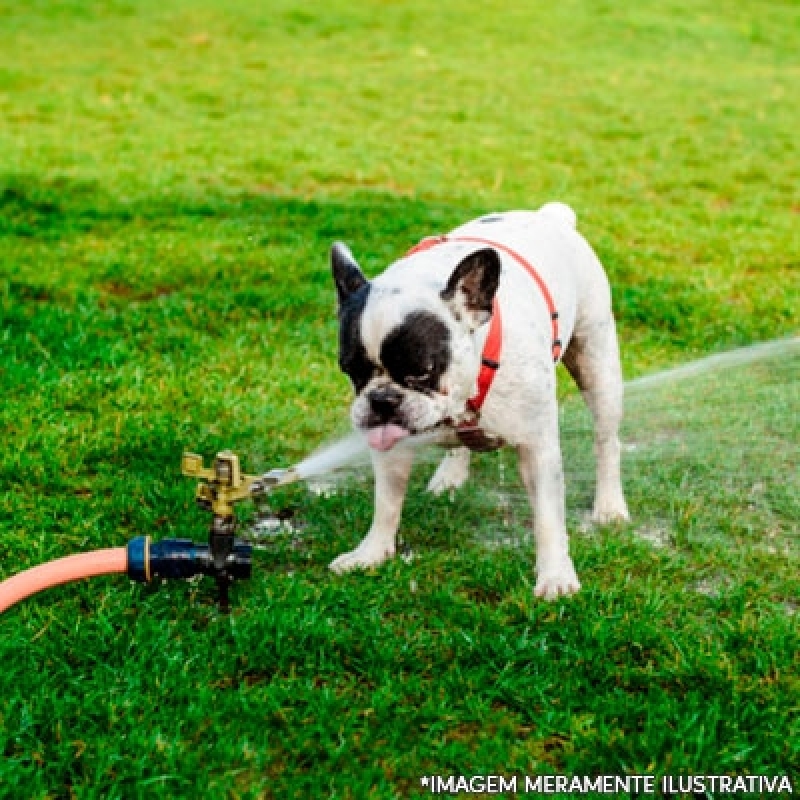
250,467 -> 300,495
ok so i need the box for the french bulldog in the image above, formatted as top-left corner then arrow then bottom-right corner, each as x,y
329,203 -> 629,598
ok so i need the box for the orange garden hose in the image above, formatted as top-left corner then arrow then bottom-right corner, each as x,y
0,548 -> 128,614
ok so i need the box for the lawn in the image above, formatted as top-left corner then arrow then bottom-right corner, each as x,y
0,1 -> 798,797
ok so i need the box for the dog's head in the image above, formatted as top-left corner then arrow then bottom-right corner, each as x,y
331,242 -> 500,451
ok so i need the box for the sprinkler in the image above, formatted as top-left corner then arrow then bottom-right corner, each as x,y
0,451 -> 299,615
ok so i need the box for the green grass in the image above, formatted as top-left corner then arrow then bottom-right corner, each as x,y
0,1 -> 798,797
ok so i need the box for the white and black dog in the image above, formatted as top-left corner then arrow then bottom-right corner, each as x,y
329,203 -> 629,599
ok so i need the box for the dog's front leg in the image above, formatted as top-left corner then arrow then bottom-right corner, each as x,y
517,428 -> 581,599
329,447 -> 414,574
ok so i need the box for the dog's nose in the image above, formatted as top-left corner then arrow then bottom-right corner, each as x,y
369,386 -> 403,417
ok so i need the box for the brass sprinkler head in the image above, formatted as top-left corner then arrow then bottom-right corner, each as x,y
181,451 -> 299,516
181,450 -> 259,517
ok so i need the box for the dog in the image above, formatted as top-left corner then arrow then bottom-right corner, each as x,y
328,203 -> 629,598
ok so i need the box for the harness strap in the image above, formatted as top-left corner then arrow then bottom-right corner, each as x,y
467,298 -> 501,413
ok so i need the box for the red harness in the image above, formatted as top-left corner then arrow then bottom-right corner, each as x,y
406,234 -> 562,418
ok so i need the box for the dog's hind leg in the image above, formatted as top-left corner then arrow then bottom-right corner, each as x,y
562,316 -> 630,524
427,447 -> 471,495
329,446 -> 414,573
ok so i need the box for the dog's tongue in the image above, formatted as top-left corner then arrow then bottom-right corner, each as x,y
366,424 -> 410,451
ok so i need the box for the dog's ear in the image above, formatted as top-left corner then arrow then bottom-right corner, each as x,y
331,242 -> 368,305
441,247 -> 501,329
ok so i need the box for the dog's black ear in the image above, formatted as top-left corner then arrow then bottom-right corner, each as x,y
331,242 -> 368,305
441,247 -> 501,328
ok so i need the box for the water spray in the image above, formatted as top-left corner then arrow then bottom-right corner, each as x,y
0,451 -> 301,615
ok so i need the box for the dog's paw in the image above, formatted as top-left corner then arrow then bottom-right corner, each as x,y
534,560 -> 581,600
427,448 -> 470,495
329,543 -> 394,574
591,501 -> 630,526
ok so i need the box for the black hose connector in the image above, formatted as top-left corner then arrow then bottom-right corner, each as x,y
127,536 -> 252,584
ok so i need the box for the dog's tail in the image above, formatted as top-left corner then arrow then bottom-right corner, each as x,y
539,202 -> 577,229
